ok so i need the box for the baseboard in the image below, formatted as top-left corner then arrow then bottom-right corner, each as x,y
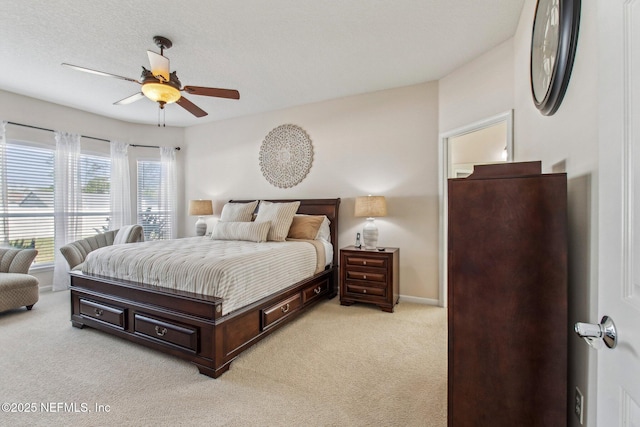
38,285 -> 53,292
399,295 -> 441,307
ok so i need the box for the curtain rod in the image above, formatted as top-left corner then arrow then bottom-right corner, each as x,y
5,121 -> 180,150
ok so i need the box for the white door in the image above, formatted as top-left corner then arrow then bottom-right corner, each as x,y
597,0 -> 640,424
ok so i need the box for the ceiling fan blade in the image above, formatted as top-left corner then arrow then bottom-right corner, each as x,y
176,96 -> 208,117
147,51 -> 170,82
61,63 -> 140,83
183,86 -> 240,100
114,92 -> 146,105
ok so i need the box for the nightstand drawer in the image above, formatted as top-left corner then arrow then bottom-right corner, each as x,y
134,314 -> 198,352
345,256 -> 387,268
346,270 -> 386,283
79,298 -> 126,329
345,283 -> 386,297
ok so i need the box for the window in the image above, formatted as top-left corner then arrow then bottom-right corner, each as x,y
78,153 -> 111,237
0,141 -> 110,265
137,160 -> 170,240
1,143 -> 54,264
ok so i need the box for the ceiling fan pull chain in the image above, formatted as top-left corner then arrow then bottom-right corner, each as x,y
158,105 -> 167,127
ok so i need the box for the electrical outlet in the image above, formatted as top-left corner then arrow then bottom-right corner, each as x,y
575,387 -> 584,425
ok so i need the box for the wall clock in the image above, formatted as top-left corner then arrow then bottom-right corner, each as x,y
259,124 -> 313,188
530,0 -> 581,116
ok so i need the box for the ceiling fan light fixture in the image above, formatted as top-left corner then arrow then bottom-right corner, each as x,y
141,82 -> 181,104
62,35 -> 239,119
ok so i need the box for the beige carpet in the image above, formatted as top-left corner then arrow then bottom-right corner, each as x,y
0,290 -> 446,427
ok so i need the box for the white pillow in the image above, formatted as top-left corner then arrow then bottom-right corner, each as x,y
255,201 -> 300,242
113,224 -> 139,245
205,218 -> 219,236
211,221 -> 270,242
317,215 -> 331,241
219,201 -> 258,222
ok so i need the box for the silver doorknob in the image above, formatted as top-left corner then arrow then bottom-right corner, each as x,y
574,315 -> 617,349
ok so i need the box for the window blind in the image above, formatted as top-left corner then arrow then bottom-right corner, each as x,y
137,160 -> 170,240
0,142 -> 110,265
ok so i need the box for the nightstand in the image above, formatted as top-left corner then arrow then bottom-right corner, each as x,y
339,246 -> 399,312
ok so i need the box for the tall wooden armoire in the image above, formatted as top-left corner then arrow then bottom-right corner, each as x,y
447,161 -> 567,426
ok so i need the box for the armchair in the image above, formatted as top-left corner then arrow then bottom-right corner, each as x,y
59,225 -> 143,271
0,248 -> 39,312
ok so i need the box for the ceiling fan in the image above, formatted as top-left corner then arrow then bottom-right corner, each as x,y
62,35 -> 239,120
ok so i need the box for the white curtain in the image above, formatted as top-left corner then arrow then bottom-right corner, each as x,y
53,131 -> 81,291
0,121 -> 8,245
159,146 -> 177,239
109,141 -> 131,230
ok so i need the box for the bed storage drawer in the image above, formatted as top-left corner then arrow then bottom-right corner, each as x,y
134,314 -> 198,352
79,298 -> 126,329
302,279 -> 329,304
262,293 -> 302,331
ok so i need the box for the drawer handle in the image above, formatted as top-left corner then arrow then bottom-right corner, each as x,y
155,326 -> 168,337
363,261 -> 367,265
363,289 -> 367,294
94,308 -> 104,317
363,275 -> 367,280
281,303 -> 290,313
314,287 -> 321,294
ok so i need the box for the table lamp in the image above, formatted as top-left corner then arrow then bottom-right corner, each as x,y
354,195 -> 387,249
189,199 -> 213,236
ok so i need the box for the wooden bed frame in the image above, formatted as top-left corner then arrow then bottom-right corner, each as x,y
69,198 -> 340,378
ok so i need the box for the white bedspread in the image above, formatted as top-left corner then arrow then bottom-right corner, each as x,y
82,237 -> 319,315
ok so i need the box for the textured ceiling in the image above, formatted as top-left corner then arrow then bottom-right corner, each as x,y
0,1 -> 525,127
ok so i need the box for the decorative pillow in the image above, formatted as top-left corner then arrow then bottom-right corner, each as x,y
292,214 -> 331,241
287,215 -> 325,240
255,201 -> 300,242
316,216 -> 331,241
113,224 -> 143,245
219,201 -> 258,222
211,221 -> 270,242
205,218 -> 219,236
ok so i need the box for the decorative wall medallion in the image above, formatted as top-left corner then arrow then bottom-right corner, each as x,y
259,124 -> 313,188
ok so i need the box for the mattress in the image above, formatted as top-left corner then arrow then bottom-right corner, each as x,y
81,237 -> 327,315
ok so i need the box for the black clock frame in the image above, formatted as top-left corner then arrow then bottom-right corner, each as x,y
530,0 -> 581,116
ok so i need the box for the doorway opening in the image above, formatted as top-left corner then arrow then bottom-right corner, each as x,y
437,110 -> 514,307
